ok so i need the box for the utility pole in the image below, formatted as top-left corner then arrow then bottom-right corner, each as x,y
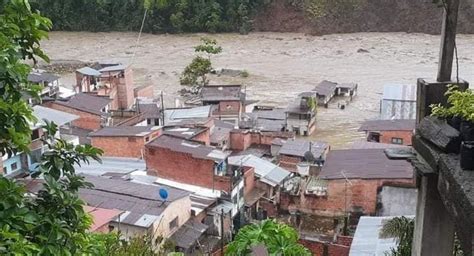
220,208 -> 225,256
160,91 -> 165,126
437,0 -> 460,82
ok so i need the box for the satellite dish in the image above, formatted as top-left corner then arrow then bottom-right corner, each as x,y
159,188 -> 168,200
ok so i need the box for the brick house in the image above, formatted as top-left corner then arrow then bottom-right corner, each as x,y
44,93 -> 112,131
75,64 -> 134,111
275,139 -> 329,171
201,85 -> 245,125
27,69 -> 60,104
358,119 -> 415,145
229,129 -> 294,152
280,149 -> 414,216
89,126 -> 161,158
145,135 -> 252,221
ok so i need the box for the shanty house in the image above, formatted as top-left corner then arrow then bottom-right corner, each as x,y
285,92 -> 317,136
89,126 -> 162,158
201,85 -> 245,125
313,80 -> 338,107
358,119 -> 415,145
80,175 -> 192,247
27,69 -> 60,103
380,84 -> 417,120
45,93 -> 112,130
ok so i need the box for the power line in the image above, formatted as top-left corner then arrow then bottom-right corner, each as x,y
130,8 -> 148,66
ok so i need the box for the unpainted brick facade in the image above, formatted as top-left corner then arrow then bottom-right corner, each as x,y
281,178 -> 414,216
192,128 -> 211,146
44,102 -> 102,131
134,84 -> 154,99
299,238 -> 350,256
229,130 -> 294,151
379,130 -> 413,145
91,130 -> 161,158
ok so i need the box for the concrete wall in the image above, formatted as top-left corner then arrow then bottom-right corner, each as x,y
2,154 -> 22,175
378,186 -> 417,216
380,130 -> 413,145
153,196 -> 192,238
45,102 -> 102,131
281,178 -> 414,216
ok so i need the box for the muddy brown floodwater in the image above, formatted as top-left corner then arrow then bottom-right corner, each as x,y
41,32 -> 474,149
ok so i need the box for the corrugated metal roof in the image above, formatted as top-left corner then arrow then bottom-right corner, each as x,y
28,71 -> 60,83
319,149 -> 413,180
228,154 -> 290,186
164,106 -> 212,124
279,139 -> 328,158
349,216 -> 413,256
76,67 -> 101,76
33,105 -> 79,126
99,64 -> 127,72
358,119 -> 416,132
382,84 -> 416,101
163,127 -> 206,140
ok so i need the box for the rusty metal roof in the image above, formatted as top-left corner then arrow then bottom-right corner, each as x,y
358,119 -> 416,132
319,149 -> 413,180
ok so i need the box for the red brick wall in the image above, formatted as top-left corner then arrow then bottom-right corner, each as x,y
278,155 -> 301,172
336,235 -> 353,247
91,134 -> 160,158
380,130 -> 413,145
243,167 -> 255,196
230,131 -> 252,151
260,200 -> 278,217
146,146 -> 232,192
44,102 -> 101,131
192,128 -> 211,146
298,239 -> 350,256
281,178 -> 414,216
229,130 -> 294,151
134,84 -> 154,98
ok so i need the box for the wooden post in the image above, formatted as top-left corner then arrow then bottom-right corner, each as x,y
437,0 -> 460,82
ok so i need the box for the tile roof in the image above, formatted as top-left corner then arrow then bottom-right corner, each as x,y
279,139 -> 329,158
89,126 -> 161,137
147,135 -> 228,161
350,141 -> 411,150
80,175 -> 190,228
358,119 -> 416,132
54,93 -> 111,115
83,206 -> 123,232
319,149 -> 413,180
201,85 -> 243,101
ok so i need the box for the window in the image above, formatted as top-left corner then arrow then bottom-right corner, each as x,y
169,217 -> 178,230
145,136 -> 150,142
147,119 -> 151,125
391,137 -> 403,145
31,129 -> 40,140
128,137 -> 137,142
11,162 -> 18,171
3,167 -> 6,173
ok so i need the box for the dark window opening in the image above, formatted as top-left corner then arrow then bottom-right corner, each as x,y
391,137 -> 403,145
31,129 -> 40,140
169,217 -> 178,230
11,162 -> 18,170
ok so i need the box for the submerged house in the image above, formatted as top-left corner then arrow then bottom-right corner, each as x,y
285,92 -> 317,136
313,80 -> 338,107
276,139 -> 329,171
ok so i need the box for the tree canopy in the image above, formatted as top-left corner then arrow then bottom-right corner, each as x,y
226,219 -> 311,256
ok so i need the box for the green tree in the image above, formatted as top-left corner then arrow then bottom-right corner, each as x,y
180,37 -> 222,88
380,216 -> 414,256
0,1 -> 104,255
226,219 -> 311,256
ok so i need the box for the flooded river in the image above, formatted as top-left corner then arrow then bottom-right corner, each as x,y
41,32 -> 474,148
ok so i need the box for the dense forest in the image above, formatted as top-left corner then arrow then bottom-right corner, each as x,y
31,0 -> 269,34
